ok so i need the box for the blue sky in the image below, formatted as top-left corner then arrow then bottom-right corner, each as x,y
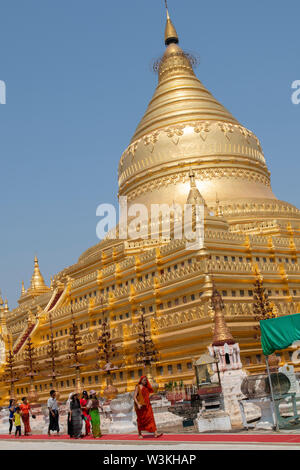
0,0 -> 299,308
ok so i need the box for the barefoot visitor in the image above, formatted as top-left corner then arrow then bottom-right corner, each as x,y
68,392 -> 82,439
134,376 -> 162,439
13,406 -> 22,438
87,390 -> 102,438
8,399 -> 15,435
80,391 -> 91,436
47,389 -> 60,436
66,393 -> 74,438
19,397 -> 32,436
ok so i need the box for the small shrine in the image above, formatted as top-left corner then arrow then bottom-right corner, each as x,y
207,284 -> 247,428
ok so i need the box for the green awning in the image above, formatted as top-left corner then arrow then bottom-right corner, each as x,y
260,313 -> 300,356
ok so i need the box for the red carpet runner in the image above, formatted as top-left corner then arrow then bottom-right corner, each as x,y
0,434 -> 299,443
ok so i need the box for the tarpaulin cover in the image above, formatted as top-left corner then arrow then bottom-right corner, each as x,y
260,313 -> 300,356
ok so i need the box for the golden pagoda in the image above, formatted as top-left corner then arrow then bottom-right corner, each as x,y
1,6 -> 300,403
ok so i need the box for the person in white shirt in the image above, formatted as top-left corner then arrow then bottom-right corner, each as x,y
47,390 -> 60,436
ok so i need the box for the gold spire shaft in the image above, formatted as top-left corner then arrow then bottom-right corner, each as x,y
164,0 -> 179,45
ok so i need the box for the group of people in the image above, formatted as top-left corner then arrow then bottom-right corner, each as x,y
8,376 -> 162,439
8,397 -> 35,437
48,389 -> 103,438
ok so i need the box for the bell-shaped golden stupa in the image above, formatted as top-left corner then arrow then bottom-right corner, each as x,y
118,7 -> 300,230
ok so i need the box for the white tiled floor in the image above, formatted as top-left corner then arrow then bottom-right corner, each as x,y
0,440 -> 298,450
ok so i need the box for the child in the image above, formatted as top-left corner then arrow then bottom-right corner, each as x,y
14,407 -> 21,437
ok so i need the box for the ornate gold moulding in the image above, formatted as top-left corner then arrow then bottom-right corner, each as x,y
117,121 -> 275,211
119,121 -> 267,183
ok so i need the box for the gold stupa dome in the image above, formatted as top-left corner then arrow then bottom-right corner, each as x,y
118,7 -> 300,227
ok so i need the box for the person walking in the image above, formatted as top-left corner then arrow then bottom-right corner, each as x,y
47,389 -> 60,436
68,392 -> 82,439
134,376 -> 162,439
8,399 -> 16,435
80,391 -> 91,436
66,392 -> 74,438
19,397 -> 33,436
13,406 -> 22,437
87,390 -> 102,438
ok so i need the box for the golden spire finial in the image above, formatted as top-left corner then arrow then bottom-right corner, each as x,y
187,168 -> 208,215
187,168 -> 209,226
0,290 -> 3,306
29,255 -> 48,292
164,0 -> 169,18
188,168 -> 196,188
211,283 -> 235,346
215,193 -> 223,217
164,0 -> 179,46
21,281 -> 26,296
4,298 -> 9,313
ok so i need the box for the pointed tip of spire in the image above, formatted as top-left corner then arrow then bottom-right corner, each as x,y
164,0 -> 169,17
164,2 -> 179,46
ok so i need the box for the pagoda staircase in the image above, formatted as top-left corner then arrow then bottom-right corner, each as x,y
13,322 -> 35,354
47,290 -> 63,311
12,282 -> 70,355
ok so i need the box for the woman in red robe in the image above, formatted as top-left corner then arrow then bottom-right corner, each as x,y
19,397 -> 32,436
134,376 -> 162,438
